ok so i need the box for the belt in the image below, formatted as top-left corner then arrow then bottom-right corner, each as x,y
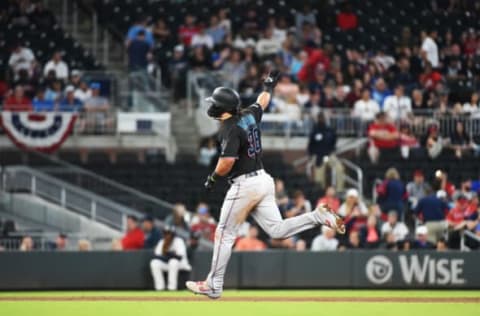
230,169 -> 265,183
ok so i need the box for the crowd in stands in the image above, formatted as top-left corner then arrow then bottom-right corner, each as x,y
0,1 -> 111,131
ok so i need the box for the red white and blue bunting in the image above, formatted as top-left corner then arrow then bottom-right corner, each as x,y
0,112 -> 77,153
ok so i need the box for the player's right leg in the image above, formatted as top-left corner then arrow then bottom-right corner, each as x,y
252,173 -> 345,238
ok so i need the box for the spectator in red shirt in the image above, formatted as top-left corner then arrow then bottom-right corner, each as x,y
446,194 -> 478,249
190,206 -> 216,242
434,170 -> 455,198
367,112 -> 399,163
317,186 -> 340,213
336,3 -> 358,31
121,215 -> 145,250
234,225 -> 266,251
178,14 -> 200,46
3,85 -> 33,111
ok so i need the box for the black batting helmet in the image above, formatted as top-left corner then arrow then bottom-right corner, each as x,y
205,87 -> 241,119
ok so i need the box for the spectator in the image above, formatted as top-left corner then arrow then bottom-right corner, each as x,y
191,23 -> 214,49
188,45 -> 212,70
8,42 -> 36,80
422,124 -> 444,159
359,215 -> 382,249
411,89 -> 428,110
436,238 -> 448,251
152,18 -> 171,43
74,81 -> 92,102
127,30 -> 151,72
165,203 -> 190,231
308,113 -> 344,191
168,45 -> 188,100
371,78 -> 391,107
3,85 -> 33,111
399,124 -> 419,158
218,8 -> 231,35
339,188 -> 368,234
207,15 -> 226,45
383,84 -> 412,122
412,225 -> 435,250
234,225 -> 267,251
336,2 -> 358,31
284,190 -> 312,218
352,88 -> 380,123
414,190 -> 449,243
58,86 -> 83,112
32,88 -> 54,112
463,92 -> 479,115
43,51 -> 69,81
190,206 -> 216,242
121,215 -> 145,250
341,230 -> 362,250
48,233 -> 67,250
376,168 -> 406,218
84,82 -> 111,130
311,226 -> 338,251
178,14 -> 199,47
125,16 -> 154,47
316,186 -> 340,213
255,27 -> 282,58
150,226 -> 191,291
295,4 -> 316,36
142,216 -> 162,249
420,30 -> 439,68
381,211 -> 409,243
45,80 -> 63,103
367,112 -> 399,163
406,170 -> 431,209
449,121 -> 472,159
69,69 -> 82,88
198,138 -> 218,167
78,239 -> 91,251
275,178 -> 290,211
446,194 -> 478,249
221,49 -> 246,89
19,236 -> 34,251
433,170 -> 455,198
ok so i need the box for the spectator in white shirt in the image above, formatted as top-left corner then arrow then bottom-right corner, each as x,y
256,27 -> 282,57
191,23 -> 214,49
420,30 -> 439,68
8,42 -> 36,80
463,92 -> 479,115
381,210 -> 409,242
44,51 -> 69,81
311,226 -> 338,251
353,89 -> 380,122
74,81 -> 92,102
383,84 -> 412,122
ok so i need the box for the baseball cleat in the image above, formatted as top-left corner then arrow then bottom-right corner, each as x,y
185,281 -> 221,299
316,204 -> 346,234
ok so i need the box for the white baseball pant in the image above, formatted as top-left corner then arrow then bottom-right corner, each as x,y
205,170 -> 330,295
150,258 -> 190,290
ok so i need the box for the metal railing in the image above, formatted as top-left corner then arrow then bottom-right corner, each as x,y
462,230 -> 480,251
2,166 -> 140,230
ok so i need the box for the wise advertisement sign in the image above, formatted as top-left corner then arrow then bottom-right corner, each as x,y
359,252 -> 478,288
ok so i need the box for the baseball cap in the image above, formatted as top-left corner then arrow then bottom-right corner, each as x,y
71,69 -> 81,77
416,225 -> 428,236
174,44 -> 184,52
413,170 -> 423,177
436,190 -> 447,199
197,206 -> 208,215
90,82 -> 101,89
65,85 -> 75,93
346,188 -> 359,198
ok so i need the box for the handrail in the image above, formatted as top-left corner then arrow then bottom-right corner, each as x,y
462,230 -> 480,251
339,158 -> 364,197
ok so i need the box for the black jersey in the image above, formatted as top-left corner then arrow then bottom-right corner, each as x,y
217,103 -> 264,179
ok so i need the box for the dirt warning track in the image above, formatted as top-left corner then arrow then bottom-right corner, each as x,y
0,296 -> 478,303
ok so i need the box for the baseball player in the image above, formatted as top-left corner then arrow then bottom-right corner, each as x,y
186,71 -> 345,299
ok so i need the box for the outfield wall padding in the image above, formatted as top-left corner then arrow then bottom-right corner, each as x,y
1,251 -> 479,290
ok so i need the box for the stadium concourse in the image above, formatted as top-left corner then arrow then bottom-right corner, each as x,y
0,0 -> 480,294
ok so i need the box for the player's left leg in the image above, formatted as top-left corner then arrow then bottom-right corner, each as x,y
166,259 -> 180,290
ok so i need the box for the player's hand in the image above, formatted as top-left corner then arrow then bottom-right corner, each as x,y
263,70 -> 280,93
204,174 -> 216,191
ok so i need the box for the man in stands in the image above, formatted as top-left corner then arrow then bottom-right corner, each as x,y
414,190 -> 449,243
412,225 -> 435,250
191,23 -> 214,50
84,82 -> 111,131
43,51 -> 69,81
121,215 -> 145,250
383,84 -> 412,122
58,86 -> 83,112
190,207 -> 216,242
127,30 -> 151,72
8,42 -> 36,81
380,211 -> 409,243
316,186 -> 340,213
256,27 -> 282,58
142,216 -> 162,249
336,2 -> 358,31
234,225 -> 266,251
406,170 -> 431,209
178,14 -> 199,47
367,112 -> 399,163
3,85 -> 32,111
32,87 -> 54,112
352,88 -> 380,123
420,30 -> 439,68
308,113 -> 344,191
311,226 -> 338,251
126,16 -> 154,48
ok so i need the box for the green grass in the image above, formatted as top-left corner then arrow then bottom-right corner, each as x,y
0,291 -> 479,316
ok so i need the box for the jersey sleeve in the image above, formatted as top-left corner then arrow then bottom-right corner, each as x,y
245,102 -> 263,123
220,127 -> 241,158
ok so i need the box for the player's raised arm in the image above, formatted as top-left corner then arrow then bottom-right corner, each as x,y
256,70 -> 280,111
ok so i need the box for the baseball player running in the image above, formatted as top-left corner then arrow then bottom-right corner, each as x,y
186,71 -> 345,299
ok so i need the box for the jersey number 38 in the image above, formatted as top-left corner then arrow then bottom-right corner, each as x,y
247,127 -> 261,158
